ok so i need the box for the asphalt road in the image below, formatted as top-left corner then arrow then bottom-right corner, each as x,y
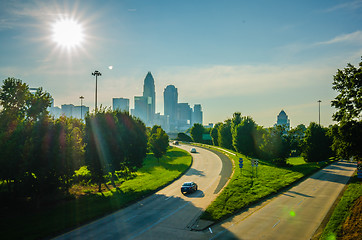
54,144 -> 230,240
210,160 -> 357,240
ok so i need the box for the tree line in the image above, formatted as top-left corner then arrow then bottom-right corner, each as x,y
0,77 -> 169,206
189,58 -> 361,165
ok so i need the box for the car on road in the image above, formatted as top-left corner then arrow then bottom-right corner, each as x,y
190,147 -> 197,153
181,182 -> 198,194
173,140 -> 179,145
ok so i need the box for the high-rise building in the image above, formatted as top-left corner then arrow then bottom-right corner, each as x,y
192,104 -> 203,125
164,85 -> 178,122
276,110 -> 290,130
177,103 -> 192,131
113,98 -> 129,112
133,96 -> 148,122
143,72 -> 156,122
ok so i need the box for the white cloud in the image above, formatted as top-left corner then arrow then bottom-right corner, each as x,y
157,63 -> 333,100
316,31 -> 362,45
324,0 -> 362,12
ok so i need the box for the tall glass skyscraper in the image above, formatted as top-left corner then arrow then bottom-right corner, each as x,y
163,85 -> 178,121
143,72 -> 156,121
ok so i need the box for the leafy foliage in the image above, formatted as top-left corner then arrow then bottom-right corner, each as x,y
232,116 -> 257,157
84,109 -> 148,191
301,122 -> 333,162
190,123 -> 204,143
331,59 -> 362,122
149,125 -> 169,161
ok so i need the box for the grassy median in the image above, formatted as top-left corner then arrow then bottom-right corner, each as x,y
1,147 -> 192,240
200,146 -> 331,222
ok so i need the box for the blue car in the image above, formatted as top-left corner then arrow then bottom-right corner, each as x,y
181,182 -> 198,194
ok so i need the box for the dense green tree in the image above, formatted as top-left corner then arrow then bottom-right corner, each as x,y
190,123 -> 204,143
259,126 -> 291,165
149,126 -> 169,163
176,132 -> 193,142
218,120 -> 233,150
210,122 -> 222,146
329,121 -> 362,160
331,59 -> 362,122
231,112 -> 242,131
288,124 -> 306,156
84,110 -> 148,191
301,122 -> 333,162
232,117 -> 257,156
330,58 -> 362,160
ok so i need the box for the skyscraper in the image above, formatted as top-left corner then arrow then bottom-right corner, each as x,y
113,98 -> 130,112
276,110 -> 290,130
192,104 -> 203,125
143,72 -> 156,122
164,85 -> 178,121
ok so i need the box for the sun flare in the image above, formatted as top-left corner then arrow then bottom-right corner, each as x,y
52,19 -> 84,48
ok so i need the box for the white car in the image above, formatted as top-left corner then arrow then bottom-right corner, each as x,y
190,148 -> 197,153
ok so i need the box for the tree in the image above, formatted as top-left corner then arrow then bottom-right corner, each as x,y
331,59 -> 362,122
330,58 -> 362,161
210,122 -> 222,146
149,126 -> 169,163
84,109 -> 148,191
259,126 -> 291,165
301,122 -> 333,162
232,117 -> 257,156
190,123 -> 204,143
176,132 -> 193,142
288,124 -> 306,156
218,120 -> 233,150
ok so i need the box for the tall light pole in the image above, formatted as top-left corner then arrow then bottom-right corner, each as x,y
318,100 -> 321,125
92,70 -> 102,112
80,96 -> 84,120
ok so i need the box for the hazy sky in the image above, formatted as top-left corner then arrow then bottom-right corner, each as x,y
1,0 -> 361,127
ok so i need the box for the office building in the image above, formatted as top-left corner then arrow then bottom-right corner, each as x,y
113,98 -> 129,112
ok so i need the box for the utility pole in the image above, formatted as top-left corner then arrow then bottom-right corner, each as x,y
80,96 -> 84,120
92,70 -> 102,112
318,100 -> 321,125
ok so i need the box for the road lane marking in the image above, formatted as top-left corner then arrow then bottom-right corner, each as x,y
272,219 -> 280,228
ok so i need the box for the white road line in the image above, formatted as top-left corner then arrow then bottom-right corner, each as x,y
272,219 -> 280,228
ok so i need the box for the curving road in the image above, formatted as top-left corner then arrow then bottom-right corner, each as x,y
54,144 -> 231,240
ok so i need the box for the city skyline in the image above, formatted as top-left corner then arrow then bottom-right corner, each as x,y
1,1 -> 362,127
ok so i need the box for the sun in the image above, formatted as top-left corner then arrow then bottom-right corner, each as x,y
52,19 -> 84,48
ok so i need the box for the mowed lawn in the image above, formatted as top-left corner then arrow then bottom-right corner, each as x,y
1,147 -> 192,240
200,147 -> 331,222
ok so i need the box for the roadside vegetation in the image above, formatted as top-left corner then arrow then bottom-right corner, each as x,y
198,146 -> 332,222
320,175 -> 362,240
1,147 -> 191,240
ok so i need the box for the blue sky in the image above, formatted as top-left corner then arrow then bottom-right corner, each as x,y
1,0 -> 361,127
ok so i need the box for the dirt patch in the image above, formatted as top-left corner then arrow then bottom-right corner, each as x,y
339,196 -> 362,240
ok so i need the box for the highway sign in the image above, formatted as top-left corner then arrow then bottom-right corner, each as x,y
239,158 -> 243,168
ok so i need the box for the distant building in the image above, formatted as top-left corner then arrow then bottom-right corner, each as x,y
143,72 -> 156,123
275,110 -> 290,131
164,85 -> 178,122
192,104 -> 203,125
177,103 -> 192,131
113,98 -> 129,112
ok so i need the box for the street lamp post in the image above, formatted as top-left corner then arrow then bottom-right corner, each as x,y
80,96 -> 84,120
318,100 -> 321,125
92,70 -> 102,112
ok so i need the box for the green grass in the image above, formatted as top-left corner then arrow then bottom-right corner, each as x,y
1,147 -> 192,240
200,147 -> 331,222
319,175 -> 362,240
